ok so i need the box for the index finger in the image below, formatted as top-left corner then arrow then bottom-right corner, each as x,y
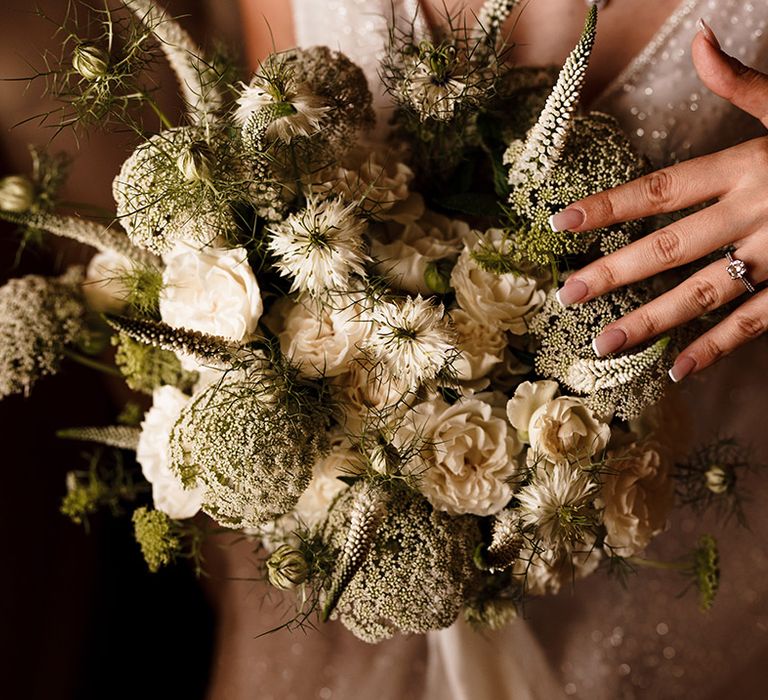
549,143 -> 747,233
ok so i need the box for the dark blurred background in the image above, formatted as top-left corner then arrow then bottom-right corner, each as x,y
0,2 -> 241,697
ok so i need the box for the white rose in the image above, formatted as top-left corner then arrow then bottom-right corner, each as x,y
136,385 -> 204,519
160,241 -> 262,343
398,395 -> 523,516
451,229 -> 545,334
527,395 -> 611,466
506,380 -> 560,442
272,298 -> 372,378
600,443 -> 674,557
450,309 -> 507,382
82,250 -> 133,313
371,213 -> 466,294
295,440 -> 362,527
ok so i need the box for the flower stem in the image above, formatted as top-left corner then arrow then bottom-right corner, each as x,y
626,556 -> 688,572
63,349 -> 123,378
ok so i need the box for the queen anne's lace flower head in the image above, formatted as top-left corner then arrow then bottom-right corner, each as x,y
0,268 -> 85,399
168,372 -> 329,528
268,196 -> 370,297
321,480 -> 481,642
365,295 -> 457,389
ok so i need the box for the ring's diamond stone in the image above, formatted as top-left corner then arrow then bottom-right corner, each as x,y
727,257 -> 747,280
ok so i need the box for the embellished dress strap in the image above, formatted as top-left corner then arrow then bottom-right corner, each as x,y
593,0 -> 768,167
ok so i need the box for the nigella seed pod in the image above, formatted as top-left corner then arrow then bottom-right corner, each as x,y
705,465 -> 732,495
176,141 -> 214,182
266,545 -> 310,589
0,175 -> 35,213
72,43 -> 109,81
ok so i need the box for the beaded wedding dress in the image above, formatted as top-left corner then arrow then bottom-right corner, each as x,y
205,1 -> 768,698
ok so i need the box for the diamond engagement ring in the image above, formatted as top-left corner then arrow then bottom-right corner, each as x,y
725,250 -> 756,294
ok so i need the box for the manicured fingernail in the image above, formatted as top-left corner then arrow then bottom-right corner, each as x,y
668,357 -> 696,383
555,278 -> 588,307
697,18 -> 721,49
549,208 -> 586,232
591,328 -> 627,357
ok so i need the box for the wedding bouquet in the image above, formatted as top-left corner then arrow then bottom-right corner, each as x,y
1,0 -> 745,643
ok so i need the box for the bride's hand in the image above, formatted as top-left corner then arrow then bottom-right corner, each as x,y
550,20 -> 768,383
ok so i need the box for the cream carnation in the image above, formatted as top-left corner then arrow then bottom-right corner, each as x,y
294,441 -> 363,527
451,229 -> 545,334
136,386 -> 204,519
514,540 -> 601,596
450,309 -> 507,382
372,213 -> 465,295
528,395 -> 611,466
273,298 -> 372,378
159,241 -> 263,343
506,380 -> 560,443
82,249 -> 132,313
600,443 -> 674,557
398,395 -> 522,515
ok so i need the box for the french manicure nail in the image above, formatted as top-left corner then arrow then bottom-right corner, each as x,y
592,328 -> 627,357
555,278 -> 589,307
549,208 -> 586,232
668,357 -> 696,383
696,18 -> 721,49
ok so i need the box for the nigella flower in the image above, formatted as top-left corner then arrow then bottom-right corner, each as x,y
405,61 -> 469,122
236,77 -> 330,144
366,295 -> 457,388
516,462 -> 598,549
268,196 -> 369,296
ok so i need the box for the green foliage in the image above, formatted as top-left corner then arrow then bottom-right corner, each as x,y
132,507 -> 181,573
112,332 -> 198,394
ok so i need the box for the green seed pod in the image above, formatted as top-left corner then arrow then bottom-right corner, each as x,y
72,43 -> 109,81
267,544 -> 310,589
424,260 -> 452,295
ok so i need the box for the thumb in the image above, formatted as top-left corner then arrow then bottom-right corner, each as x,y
691,19 -> 768,127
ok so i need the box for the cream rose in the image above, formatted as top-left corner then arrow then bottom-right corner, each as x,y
82,249 -> 133,313
451,229 -> 545,334
399,395 -> 522,516
450,308 -> 507,382
136,385 -> 204,519
527,395 -> 611,466
600,443 -> 674,557
271,298 -> 372,378
159,241 -> 262,342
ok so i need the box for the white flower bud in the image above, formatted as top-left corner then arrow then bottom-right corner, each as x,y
176,142 -> 214,182
72,43 -> 109,81
0,175 -> 35,213
705,465 -> 731,495
424,261 -> 451,295
267,544 -> 309,589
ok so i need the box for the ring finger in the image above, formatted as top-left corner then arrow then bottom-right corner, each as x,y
590,232 -> 768,356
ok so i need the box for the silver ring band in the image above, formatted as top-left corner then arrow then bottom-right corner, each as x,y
725,250 -> 756,294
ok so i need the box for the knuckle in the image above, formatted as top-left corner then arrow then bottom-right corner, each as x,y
732,312 -> 765,340
642,170 -> 676,207
687,278 -> 720,313
592,261 -> 618,290
650,229 -> 683,266
698,337 -> 725,363
633,309 -> 659,338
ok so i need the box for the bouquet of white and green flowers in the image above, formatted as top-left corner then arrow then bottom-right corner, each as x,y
1,0 -> 743,642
